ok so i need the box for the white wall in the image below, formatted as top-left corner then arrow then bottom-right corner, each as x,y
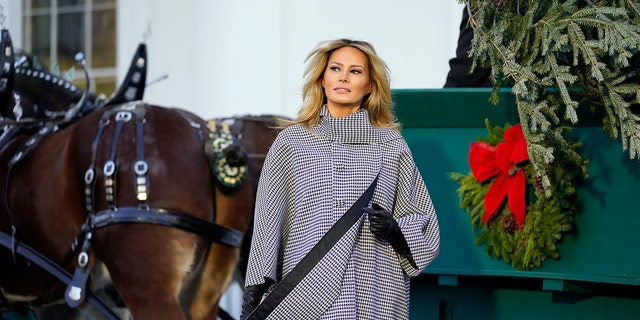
1,0 -> 464,119
0,0 -> 23,48
118,0 -> 465,119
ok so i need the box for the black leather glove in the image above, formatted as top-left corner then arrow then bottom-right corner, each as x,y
240,280 -> 271,320
364,204 -> 417,268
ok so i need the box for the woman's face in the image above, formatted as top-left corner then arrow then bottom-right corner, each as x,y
321,46 -> 373,117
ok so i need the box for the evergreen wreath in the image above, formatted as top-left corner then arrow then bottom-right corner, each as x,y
450,120 -> 586,270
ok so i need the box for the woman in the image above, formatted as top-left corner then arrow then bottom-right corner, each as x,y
242,38 -> 440,319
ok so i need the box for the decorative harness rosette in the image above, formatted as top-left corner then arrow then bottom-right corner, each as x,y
208,118 -> 247,189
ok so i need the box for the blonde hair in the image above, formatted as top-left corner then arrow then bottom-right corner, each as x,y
278,38 -> 400,131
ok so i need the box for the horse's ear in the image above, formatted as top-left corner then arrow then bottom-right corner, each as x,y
0,28 -> 15,115
107,43 -> 147,106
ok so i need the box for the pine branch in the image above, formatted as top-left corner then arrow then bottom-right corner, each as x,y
464,0 -> 640,189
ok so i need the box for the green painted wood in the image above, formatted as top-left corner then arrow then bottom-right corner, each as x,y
394,89 -> 640,286
438,275 -> 459,286
410,282 -> 640,320
393,88 -> 604,128
393,88 -> 519,128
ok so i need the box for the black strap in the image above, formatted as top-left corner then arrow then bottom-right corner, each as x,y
248,176 -> 378,319
0,232 -> 122,320
91,207 -> 243,247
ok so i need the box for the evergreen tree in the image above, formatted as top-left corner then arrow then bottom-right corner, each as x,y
464,0 -> 640,193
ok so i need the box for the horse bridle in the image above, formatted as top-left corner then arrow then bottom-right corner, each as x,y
64,101 -> 244,307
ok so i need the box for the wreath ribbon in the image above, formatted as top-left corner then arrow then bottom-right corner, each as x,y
468,124 -> 529,228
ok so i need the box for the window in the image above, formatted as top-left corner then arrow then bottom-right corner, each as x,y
22,0 -> 117,95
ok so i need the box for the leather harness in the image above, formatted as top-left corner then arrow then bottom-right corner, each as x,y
1,102 -> 243,320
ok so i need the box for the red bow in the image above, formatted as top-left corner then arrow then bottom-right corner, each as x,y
468,124 -> 529,228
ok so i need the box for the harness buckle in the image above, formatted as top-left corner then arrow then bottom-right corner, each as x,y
115,111 -> 132,122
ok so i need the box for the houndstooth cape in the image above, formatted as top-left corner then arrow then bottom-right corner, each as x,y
245,107 -> 440,319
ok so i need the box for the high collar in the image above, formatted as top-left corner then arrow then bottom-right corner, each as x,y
317,106 -> 376,144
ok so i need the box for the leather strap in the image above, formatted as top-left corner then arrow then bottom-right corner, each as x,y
248,176 -> 378,319
0,232 -> 122,319
91,206 -> 243,247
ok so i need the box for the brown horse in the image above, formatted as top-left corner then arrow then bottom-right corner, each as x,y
0,31 -> 281,320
